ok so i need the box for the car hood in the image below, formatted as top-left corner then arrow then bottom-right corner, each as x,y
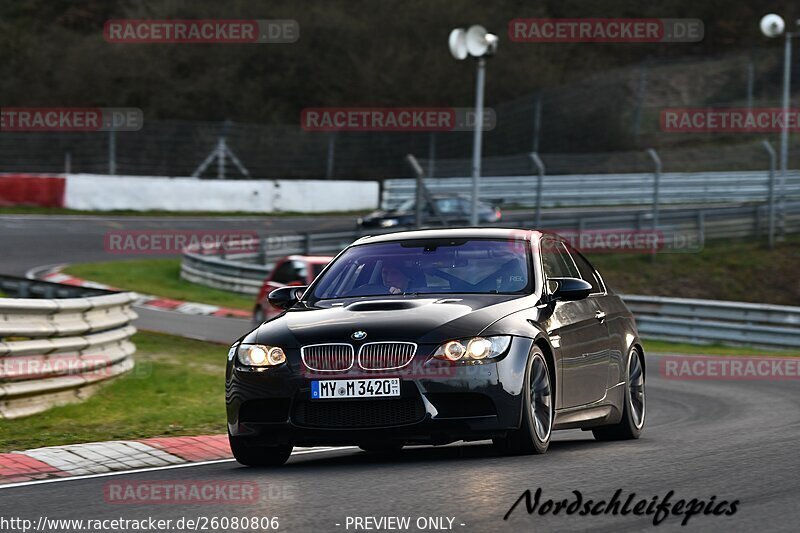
250,294 -> 535,347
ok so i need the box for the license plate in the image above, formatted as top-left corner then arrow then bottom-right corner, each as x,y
311,378 -> 400,399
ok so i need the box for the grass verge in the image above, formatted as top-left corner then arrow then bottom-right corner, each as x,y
587,234 -> 800,306
0,331 -> 228,453
64,259 -> 253,311
643,339 -> 799,357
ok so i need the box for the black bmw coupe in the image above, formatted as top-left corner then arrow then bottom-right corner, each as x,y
226,228 -> 646,466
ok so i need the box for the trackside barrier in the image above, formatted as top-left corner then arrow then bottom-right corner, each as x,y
381,170 -> 800,209
180,202 -> 800,295
0,276 -> 138,419
623,295 -> 800,348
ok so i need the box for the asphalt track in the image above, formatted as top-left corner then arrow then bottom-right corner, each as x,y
1,358 -> 798,532
1,213 -> 356,343
2,211 -> 799,532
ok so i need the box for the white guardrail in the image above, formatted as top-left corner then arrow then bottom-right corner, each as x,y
0,276 -> 138,419
623,295 -> 800,349
180,201 -> 800,296
381,170 -> 800,209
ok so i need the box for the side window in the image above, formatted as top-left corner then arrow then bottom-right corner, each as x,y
541,239 -> 580,279
435,198 -> 459,214
291,260 -> 308,281
566,246 -> 603,294
271,261 -> 303,284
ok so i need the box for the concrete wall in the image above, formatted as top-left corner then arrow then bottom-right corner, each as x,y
62,174 -> 379,212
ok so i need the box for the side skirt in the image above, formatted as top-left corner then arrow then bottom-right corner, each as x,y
553,382 -> 624,430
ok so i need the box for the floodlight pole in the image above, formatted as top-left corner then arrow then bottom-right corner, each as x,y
779,31 -> 792,234
470,57 -> 486,226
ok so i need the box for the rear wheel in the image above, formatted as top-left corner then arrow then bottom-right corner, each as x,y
494,347 -> 552,455
592,347 -> 645,441
229,435 -> 293,466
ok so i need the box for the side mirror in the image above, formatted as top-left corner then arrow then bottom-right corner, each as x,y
268,286 -> 307,309
549,277 -> 592,302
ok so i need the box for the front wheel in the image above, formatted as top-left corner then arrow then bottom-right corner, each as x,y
592,347 -> 645,441
229,435 -> 293,466
494,347 -> 553,455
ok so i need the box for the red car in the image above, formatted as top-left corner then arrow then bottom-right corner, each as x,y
253,255 -> 333,323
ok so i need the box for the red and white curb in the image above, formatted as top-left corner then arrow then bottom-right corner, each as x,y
28,264 -> 251,319
0,435 -> 230,484
0,436 -> 347,487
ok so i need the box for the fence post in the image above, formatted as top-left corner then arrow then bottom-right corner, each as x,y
646,148 -> 661,260
427,133 -> 436,180
108,130 -> 117,175
529,152 -> 545,228
762,140 -> 777,249
64,150 -> 72,174
406,154 -> 425,229
532,92 -> 542,153
258,238 -> 266,264
326,133 -> 336,179
697,210 -> 705,245
217,137 -> 226,179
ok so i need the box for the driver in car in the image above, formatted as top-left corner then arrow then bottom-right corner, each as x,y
381,264 -> 412,294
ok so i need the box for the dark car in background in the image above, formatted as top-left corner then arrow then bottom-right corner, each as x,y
253,255 -> 333,323
357,195 -> 502,229
227,228 -> 645,466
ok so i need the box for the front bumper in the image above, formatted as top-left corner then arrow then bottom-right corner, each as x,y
225,337 -> 534,446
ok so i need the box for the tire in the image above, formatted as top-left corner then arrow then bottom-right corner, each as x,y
592,347 -> 645,441
494,347 -> 553,455
358,443 -> 404,454
229,435 -> 293,467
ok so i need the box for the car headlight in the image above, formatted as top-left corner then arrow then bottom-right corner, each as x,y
432,336 -> 511,363
380,218 -> 400,227
236,344 -> 286,367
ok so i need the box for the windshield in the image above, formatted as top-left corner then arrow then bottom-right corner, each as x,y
393,198 -> 417,212
311,238 -> 530,300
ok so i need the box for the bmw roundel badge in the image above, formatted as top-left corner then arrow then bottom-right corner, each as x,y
351,330 -> 367,340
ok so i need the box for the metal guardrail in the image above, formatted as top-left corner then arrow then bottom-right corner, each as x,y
624,295 -> 800,348
180,201 -> 800,295
180,230 -> 398,294
0,276 -> 138,419
382,170 -> 800,209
